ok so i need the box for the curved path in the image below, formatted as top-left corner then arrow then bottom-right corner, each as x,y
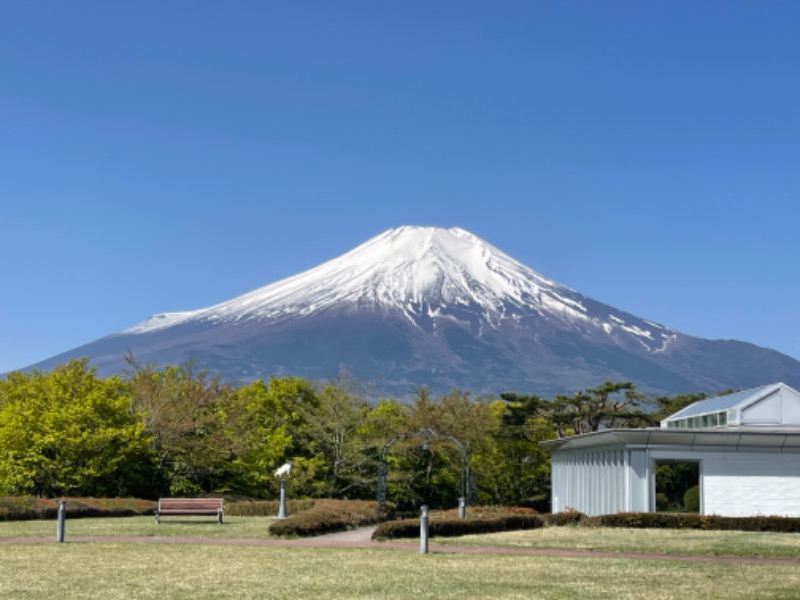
2,526 -> 799,567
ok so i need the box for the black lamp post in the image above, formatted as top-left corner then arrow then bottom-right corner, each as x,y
377,427 -> 472,518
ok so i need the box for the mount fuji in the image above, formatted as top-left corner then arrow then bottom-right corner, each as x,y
22,226 -> 800,396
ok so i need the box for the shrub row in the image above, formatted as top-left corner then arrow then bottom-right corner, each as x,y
4,496 -> 799,536
373,513 -> 545,540
268,499 -> 394,537
540,510 -> 587,527
432,505 -> 538,520
226,499 -> 315,517
589,512 -> 800,533
0,497 -> 156,521
373,509 -> 800,539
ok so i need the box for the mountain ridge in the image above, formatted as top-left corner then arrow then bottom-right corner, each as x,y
123,226 -> 676,355
19,226 -> 800,398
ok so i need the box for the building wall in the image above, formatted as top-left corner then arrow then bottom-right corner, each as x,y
551,448 -> 647,516
554,446 -> 800,518
649,448 -> 800,517
703,451 -> 800,517
741,388 -> 800,426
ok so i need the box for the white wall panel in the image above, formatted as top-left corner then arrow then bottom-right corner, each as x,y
551,449 -> 634,516
628,450 -> 649,513
742,394 -> 782,424
703,452 -> 800,517
781,388 -> 800,424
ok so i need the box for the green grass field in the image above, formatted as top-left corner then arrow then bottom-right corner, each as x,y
2,518 -> 800,599
0,514 -> 273,539
437,526 -> 800,559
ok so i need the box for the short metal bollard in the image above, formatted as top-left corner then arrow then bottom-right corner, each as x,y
420,505 -> 429,554
458,496 -> 466,519
56,500 -> 66,543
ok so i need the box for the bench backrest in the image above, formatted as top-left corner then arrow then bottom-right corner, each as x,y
158,498 -> 223,511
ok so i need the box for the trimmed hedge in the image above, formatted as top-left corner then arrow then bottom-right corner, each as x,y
434,505 -> 538,520
373,509 -> 800,539
589,512 -> 800,533
373,513 -> 545,540
541,510 -> 587,527
227,499 -> 315,517
0,497 -> 156,521
268,499 -> 394,537
268,507 -> 350,536
4,496 -> 799,537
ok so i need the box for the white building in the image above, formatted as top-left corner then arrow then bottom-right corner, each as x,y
543,382 -> 800,517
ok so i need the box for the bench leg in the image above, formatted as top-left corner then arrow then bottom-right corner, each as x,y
155,513 -> 161,525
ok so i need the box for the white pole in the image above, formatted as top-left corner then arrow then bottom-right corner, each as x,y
420,505 -> 429,554
56,500 -> 66,543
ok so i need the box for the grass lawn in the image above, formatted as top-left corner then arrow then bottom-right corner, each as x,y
435,526 -> 800,560
2,542 -> 800,599
0,515 -> 275,539
3,519 -> 800,598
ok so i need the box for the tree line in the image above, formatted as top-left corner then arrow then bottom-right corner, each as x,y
0,357 -> 703,509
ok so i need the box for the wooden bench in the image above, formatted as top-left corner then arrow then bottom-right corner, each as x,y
155,498 -> 224,524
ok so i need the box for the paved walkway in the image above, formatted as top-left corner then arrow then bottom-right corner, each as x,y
2,526 -> 799,567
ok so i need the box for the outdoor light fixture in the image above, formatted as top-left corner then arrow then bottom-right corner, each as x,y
377,428 -> 473,518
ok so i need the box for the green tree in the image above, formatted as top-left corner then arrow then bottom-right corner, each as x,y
484,393 -> 555,507
0,359 -> 152,497
222,376 -> 319,498
305,374 -> 372,498
651,391 -> 707,423
126,357 -> 233,496
551,381 -> 651,436
394,389 -> 496,509
656,462 -> 700,511
364,397 -> 412,505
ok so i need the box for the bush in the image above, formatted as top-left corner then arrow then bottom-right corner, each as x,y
373,512 -> 544,540
269,507 -> 350,536
588,512 -> 800,533
227,499 -> 314,517
439,505 -> 538,519
590,512 -> 702,529
540,510 -> 587,527
683,486 -> 700,512
268,499 -> 394,537
707,515 -> 800,533
0,497 -> 155,521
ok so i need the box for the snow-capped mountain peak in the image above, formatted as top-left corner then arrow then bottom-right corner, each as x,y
126,226 -> 576,332
29,226 -> 800,398
123,225 -> 673,355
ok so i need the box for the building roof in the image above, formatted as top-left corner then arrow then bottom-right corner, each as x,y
541,427 -> 800,452
664,383 -> 785,421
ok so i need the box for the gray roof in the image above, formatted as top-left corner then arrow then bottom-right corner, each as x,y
665,383 -> 783,421
542,427 -> 800,452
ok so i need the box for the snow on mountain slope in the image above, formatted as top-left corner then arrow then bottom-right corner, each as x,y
22,225 -> 800,397
123,226 -> 676,354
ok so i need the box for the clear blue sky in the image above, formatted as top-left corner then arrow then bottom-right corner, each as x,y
1,1 -> 798,374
